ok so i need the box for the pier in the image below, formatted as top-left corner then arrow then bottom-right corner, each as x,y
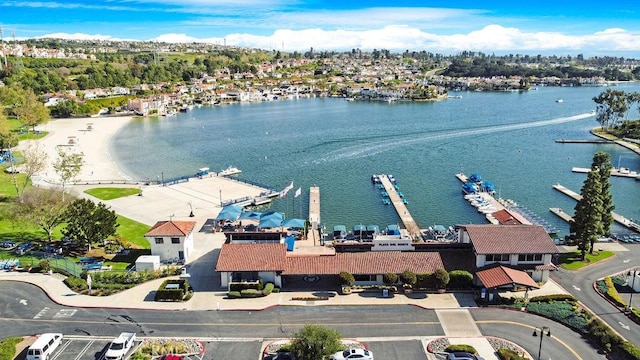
308,186 -> 320,231
555,139 -> 612,144
552,183 -> 640,232
572,167 -> 639,179
377,175 -> 422,238
550,207 -> 574,222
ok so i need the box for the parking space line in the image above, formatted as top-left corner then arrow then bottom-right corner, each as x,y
74,339 -> 95,360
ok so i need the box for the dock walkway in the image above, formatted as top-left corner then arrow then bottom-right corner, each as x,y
377,175 -> 422,239
571,167 -> 639,179
552,184 -> 640,232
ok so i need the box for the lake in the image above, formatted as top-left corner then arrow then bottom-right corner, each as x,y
111,83 -> 640,236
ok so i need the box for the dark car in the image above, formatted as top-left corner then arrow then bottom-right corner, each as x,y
0,241 -> 16,250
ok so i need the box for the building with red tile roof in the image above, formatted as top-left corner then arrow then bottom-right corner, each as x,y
145,221 -> 197,263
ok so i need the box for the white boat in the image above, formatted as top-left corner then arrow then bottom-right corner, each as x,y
219,166 -> 242,176
555,98 -> 563,103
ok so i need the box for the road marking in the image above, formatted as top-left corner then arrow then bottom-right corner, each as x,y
19,299 -> 28,305
54,309 -> 77,318
33,307 -> 50,319
74,339 -> 95,360
618,322 -> 630,331
572,285 -> 581,291
51,340 -> 73,360
623,259 -> 631,263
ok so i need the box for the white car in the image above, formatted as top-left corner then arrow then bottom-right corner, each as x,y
330,348 -> 374,360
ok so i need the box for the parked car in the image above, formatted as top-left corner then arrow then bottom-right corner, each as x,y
0,241 -> 16,250
14,242 -> 34,255
446,352 -> 484,360
330,349 -> 373,360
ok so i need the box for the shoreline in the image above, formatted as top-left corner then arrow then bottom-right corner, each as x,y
19,115 -> 136,185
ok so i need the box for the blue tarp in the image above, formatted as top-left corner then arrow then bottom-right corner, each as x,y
282,218 -> 306,229
483,181 -> 496,193
385,224 -> 400,235
469,173 -> 483,183
215,205 -> 243,221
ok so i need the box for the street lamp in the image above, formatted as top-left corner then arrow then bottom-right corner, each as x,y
532,326 -> 551,360
627,270 -> 637,312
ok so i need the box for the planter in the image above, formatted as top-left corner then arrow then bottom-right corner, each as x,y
340,286 -> 352,295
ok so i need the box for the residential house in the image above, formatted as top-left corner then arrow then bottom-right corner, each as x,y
145,220 -> 197,263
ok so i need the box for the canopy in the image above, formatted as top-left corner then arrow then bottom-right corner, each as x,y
282,218 -> 306,229
215,204 -> 243,221
239,211 -> 262,220
259,217 -> 283,229
261,211 -> 284,221
469,173 -> 483,183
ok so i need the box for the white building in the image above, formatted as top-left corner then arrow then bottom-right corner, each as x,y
144,220 -> 197,263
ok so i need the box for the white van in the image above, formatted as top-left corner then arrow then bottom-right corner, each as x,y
26,333 -> 63,360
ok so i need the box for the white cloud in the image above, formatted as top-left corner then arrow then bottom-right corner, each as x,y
36,25 -> 640,56
38,32 -> 133,41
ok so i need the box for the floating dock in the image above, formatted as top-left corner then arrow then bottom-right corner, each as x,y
572,167 -> 640,179
552,183 -> 640,233
550,207 -> 573,222
308,186 -> 320,230
376,174 -> 421,239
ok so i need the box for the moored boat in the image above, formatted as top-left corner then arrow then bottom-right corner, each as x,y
219,166 -> 242,176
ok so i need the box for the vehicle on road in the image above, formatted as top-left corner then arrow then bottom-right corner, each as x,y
105,332 -> 136,360
330,348 -> 374,360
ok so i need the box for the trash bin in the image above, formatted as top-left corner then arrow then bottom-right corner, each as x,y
382,289 -> 389,298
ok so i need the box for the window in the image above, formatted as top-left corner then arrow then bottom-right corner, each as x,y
485,254 -> 510,262
354,274 -> 376,282
155,238 -> 164,244
171,237 -> 180,244
518,254 -> 543,262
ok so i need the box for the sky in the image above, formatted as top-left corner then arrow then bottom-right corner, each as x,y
1,0 -> 639,57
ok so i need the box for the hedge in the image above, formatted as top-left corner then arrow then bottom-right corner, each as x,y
240,289 -> 263,298
154,279 -> 188,301
528,294 -> 576,302
227,291 -> 242,299
0,337 -> 22,360
229,279 -> 264,291
445,344 -> 477,354
414,272 -> 433,289
603,277 -> 626,307
448,270 -> 473,289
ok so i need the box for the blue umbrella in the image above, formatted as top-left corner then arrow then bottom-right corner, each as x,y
215,205 -> 243,221
259,217 -> 283,229
282,218 -> 306,229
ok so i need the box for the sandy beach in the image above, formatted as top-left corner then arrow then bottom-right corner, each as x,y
19,116 -> 134,185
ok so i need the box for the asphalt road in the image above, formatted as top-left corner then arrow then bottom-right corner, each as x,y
550,243 -> 640,346
1,282 -> 606,360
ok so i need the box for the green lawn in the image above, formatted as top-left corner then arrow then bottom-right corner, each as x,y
85,187 -> 141,200
558,250 -> 615,270
116,216 -> 151,249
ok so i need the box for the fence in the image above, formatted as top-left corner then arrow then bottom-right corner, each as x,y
1,252 -> 84,277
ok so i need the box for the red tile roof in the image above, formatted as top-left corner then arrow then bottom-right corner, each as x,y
476,264 -> 539,289
463,224 -> 558,255
492,210 -> 524,225
216,243 -> 287,272
215,244 -> 476,275
145,221 -> 197,237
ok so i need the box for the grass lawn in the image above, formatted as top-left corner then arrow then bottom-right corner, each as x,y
116,216 -> 151,249
558,250 -> 615,270
85,187 -> 141,200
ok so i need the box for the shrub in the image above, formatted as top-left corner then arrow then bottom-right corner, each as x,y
445,344 -> 477,354
227,291 -> 242,299
415,273 -> 434,289
383,272 -> 398,285
400,270 -> 417,286
263,282 -> 275,296
38,259 -> 51,272
273,287 -> 281,293
155,279 -> 187,301
64,276 -> 88,290
448,270 -> 473,288
497,348 -> 527,360
338,271 -> 355,286
603,277 -> 626,307
526,301 -> 588,331
434,268 -> 450,289
229,279 -> 264,291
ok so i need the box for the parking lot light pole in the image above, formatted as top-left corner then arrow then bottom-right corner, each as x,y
532,326 -> 551,360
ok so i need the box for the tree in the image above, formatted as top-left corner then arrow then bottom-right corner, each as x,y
13,89 -> 50,132
290,324 -> 343,360
52,148 -> 83,200
400,270 -> 417,288
337,271 -> 355,286
593,89 -> 628,130
18,187 -> 70,242
383,272 -> 398,285
572,169 -> 604,260
592,152 -> 614,237
12,142 -> 48,202
62,199 -> 119,251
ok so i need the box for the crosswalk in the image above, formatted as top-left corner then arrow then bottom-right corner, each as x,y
33,307 -> 77,319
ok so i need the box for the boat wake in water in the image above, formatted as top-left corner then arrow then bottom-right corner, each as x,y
314,112 -> 595,162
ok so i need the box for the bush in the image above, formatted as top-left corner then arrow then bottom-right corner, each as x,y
526,301 -> 588,331
227,291 -> 242,299
400,270 -> 417,286
229,278 -> 264,291
263,282 -> 275,296
497,348 -> 527,360
38,259 -> 51,272
415,273 -> 434,289
445,344 -> 477,354
603,277 -> 626,307
383,272 -> 398,285
154,279 -> 188,301
448,270 -> 473,289
273,287 -> 281,293
338,271 -> 355,286
64,276 -> 88,290
434,268 -> 450,289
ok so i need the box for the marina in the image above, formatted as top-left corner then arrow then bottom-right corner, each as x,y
571,166 -> 640,179
552,183 -> 640,233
